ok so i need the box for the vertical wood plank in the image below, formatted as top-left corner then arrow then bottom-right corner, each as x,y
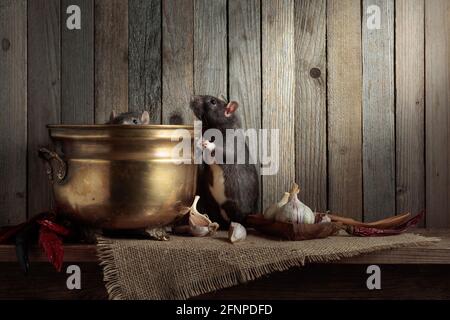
362,0 -> 395,220
129,0 -> 161,124
194,0 -> 227,96
396,0 -> 425,222
229,0 -> 261,131
27,0 -> 61,217
162,0 -> 194,125
425,0 -> 450,227
94,0 -> 128,123
229,0 -> 261,210
294,0 -> 327,212
262,0 -> 295,210
327,0 -> 363,219
0,0 -> 27,224
61,0 -> 94,124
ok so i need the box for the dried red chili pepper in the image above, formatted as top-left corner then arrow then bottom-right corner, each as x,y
38,225 -> 65,272
37,219 -> 70,237
348,211 -> 425,237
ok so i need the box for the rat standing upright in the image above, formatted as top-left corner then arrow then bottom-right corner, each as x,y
190,95 -> 259,226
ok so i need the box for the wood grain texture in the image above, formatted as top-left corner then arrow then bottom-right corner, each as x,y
27,0 -> 61,217
0,0 -> 27,225
129,0 -> 161,123
61,0 -> 94,124
0,263 -> 108,300
425,0 -> 450,227
362,0 -> 395,221
294,0 -> 327,212
327,0 -> 363,220
0,229 -> 448,264
396,0 -> 425,224
229,0 -> 261,131
162,0 -> 194,125
262,0 -> 295,210
197,265 -> 450,300
229,0 -> 261,210
94,0 -> 128,123
194,0 -> 227,96
1,263 -> 450,299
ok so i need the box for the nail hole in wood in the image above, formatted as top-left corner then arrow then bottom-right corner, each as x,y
310,68 -> 321,79
1,38 -> 10,51
169,113 -> 183,125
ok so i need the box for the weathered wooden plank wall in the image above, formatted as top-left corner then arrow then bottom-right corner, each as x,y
27,0 -> 61,218
0,0 -> 27,225
162,0 -> 194,125
61,0 -> 94,124
362,0 -> 395,221
294,0 -> 327,212
94,0 -> 128,124
425,0 -> 450,227
327,0 -> 363,221
0,0 -> 449,227
262,0 -> 295,210
194,0 -> 227,97
396,0 -> 425,225
129,0 -> 161,123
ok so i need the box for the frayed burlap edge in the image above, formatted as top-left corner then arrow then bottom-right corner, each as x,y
96,237 -> 124,300
96,234 -> 440,300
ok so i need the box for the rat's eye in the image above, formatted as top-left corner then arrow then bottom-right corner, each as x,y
210,99 -> 216,105
132,119 -> 138,124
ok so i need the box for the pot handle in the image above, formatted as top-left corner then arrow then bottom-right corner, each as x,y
38,147 -> 67,183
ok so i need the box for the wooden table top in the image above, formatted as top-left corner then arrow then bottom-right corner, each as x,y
0,229 -> 449,264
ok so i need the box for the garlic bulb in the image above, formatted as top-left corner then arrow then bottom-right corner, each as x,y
187,195 -> 219,237
228,222 -> 247,243
263,192 -> 290,220
274,183 -> 315,224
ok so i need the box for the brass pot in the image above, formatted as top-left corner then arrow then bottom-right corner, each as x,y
40,125 -> 197,229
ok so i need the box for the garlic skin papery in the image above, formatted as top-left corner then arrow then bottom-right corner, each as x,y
263,192 -> 290,220
187,195 -> 219,237
228,222 -> 247,243
274,183 -> 315,224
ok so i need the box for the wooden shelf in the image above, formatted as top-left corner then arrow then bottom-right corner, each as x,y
0,229 -> 449,299
1,229 -> 449,264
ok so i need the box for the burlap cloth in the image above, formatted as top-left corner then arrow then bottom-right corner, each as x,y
96,231 -> 438,300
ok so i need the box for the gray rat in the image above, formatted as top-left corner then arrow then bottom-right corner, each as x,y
108,110 -> 150,124
190,95 -> 259,226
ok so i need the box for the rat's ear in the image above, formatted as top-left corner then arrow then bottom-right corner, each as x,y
225,101 -> 239,117
141,111 -> 150,124
109,110 -> 116,122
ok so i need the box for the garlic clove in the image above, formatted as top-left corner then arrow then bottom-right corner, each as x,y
263,192 -> 290,220
228,222 -> 247,243
187,195 -> 220,237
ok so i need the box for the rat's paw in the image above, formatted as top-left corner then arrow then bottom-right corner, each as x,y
202,139 -> 216,152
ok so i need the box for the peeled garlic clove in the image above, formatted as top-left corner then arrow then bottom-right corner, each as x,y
263,192 -> 290,220
187,195 -> 220,237
228,222 -> 247,243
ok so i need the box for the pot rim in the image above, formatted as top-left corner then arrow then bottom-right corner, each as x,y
47,124 -> 194,130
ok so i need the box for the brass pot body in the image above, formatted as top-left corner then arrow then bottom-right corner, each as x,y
42,125 -> 197,229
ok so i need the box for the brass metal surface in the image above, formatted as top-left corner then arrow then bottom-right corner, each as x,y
41,125 -> 197,229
